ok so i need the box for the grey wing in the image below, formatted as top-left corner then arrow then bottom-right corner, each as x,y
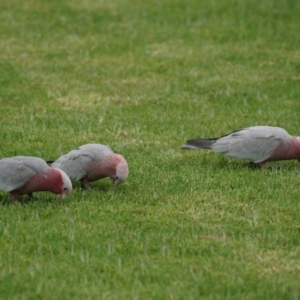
12,156 -> 49,172
0,158 -> 38,192
51,152 -> 92,180
77,144 -> 113,156
52,144 -> 113,180
212,127 -> 290,163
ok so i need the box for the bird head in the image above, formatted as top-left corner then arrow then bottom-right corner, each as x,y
112,156 -> 129,186
56,169 -> 72,199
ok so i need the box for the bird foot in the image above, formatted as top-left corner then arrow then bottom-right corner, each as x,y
248,162 -> 266,169
80,181 -> 91,190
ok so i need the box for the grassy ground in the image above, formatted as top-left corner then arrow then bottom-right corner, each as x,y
1,0 -> 300,299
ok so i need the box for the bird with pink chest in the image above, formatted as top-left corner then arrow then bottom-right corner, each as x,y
182,126 -> 300,166
48,144 -> 129,189
0,156 -> 72,201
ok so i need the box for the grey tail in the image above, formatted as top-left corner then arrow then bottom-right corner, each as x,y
46,160 -> 54,166
181,139 -> 216,150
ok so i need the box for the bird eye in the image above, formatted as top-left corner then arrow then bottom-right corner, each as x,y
115,176 -> 119,180
64,187 -> 68,191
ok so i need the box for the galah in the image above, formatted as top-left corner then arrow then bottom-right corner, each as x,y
182,126 -> 300,164
48,144 -> 129,189
0,156 -> 72,200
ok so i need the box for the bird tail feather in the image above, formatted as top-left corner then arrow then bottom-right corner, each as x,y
46,161 -> 54,166
181,139 -> 215,150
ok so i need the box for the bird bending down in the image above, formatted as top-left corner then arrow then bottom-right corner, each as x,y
182,126 -> 300,165
0,156 -> 72,201
48,144 -> 129,189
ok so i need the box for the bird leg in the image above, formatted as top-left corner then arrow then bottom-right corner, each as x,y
9,193 -> 21,204
259,162 -> 267,168
10,194 -> 18,202
248,162 -> 266,169
80,178 -> 90,190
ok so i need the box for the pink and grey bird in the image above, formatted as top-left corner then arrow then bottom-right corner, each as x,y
48,144 -> 129,189
182,126 -> 300,164
0,156 -> 72,200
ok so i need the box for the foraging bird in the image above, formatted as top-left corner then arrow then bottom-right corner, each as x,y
48,144 -> 129,189
0,156 -> 72,201
182,126 -> 300,164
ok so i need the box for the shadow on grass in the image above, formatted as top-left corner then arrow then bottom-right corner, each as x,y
83,182 -> 112,192
69,177 -> 122,193
177,152 -> 300,172
0,181 -> 127,206
0,194 -> 61,206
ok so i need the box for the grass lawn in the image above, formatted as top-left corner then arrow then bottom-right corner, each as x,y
1,0 -> 300,299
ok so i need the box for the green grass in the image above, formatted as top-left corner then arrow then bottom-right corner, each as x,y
1,0 -> 300,299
